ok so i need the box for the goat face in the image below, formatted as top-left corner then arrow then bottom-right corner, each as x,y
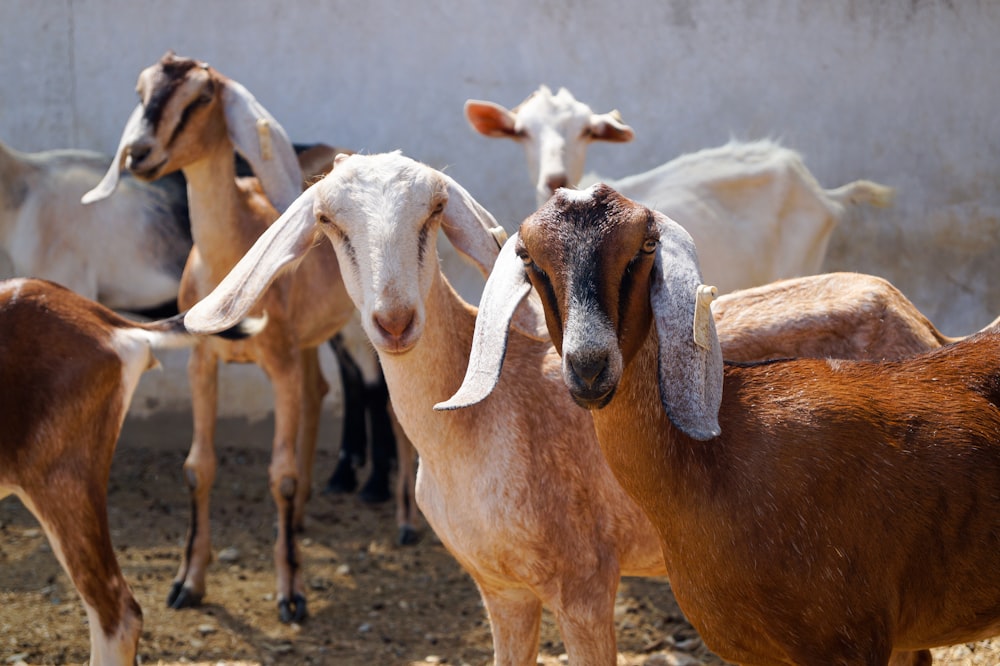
465,86 -> 634,207
517,185 -> 659,407
122,53 -> 225,180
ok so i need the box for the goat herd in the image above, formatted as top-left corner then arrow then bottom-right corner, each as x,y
1,51 -> 998,666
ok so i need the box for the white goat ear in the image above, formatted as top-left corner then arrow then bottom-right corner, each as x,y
438,173 -> 549,342
435,232 -> 531,411
587,110 -> 634,144
650,212 -> 723,441
82,104 -> 144,204
184,187 -> 318,334
464,99 -> 518,138
221,80 -> 303,212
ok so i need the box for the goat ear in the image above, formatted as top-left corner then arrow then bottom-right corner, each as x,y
438,173 -> 549,342
184,187 -> 317,334
434,232 -> 531,410
82,104 -> 144,204
221,79 -> 303,212
588,110 -> 634,143
464,99 -> 518,139
650,212 -> 723,441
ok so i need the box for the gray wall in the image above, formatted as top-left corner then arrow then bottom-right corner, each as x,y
2,0 -> 999,413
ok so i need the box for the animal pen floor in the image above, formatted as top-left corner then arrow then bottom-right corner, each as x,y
0,411 -> 996,665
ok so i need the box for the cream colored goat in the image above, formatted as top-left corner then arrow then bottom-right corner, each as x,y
465,86 -> 894,294
83,52 -> 356,623
449,184 -> 1000,665
181,152 -> 963,664
0,277 -> 261,666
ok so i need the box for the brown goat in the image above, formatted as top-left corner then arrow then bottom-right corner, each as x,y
447,184 -> 1000,665
0,277 -> 260,665
83,52 -> 357,622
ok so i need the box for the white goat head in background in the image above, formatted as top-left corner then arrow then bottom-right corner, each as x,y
465,85 -> 634,207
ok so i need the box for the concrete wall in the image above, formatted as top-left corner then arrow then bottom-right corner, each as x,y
2,0 -> 999,417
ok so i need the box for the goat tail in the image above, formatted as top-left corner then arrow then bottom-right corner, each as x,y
134,311 -> 268,350
826,179 -> 896,209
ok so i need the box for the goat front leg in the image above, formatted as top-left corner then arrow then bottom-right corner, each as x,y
479,586 -> 544,666
265,349 -> 309,623
293,346 -> 327,531
169,341 -> 218,609
548,568 -> 620,666
391,404 -> 420,545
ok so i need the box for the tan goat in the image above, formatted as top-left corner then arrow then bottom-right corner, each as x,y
0,277 -> 261,665
83,52 -> 356,623
449,183 -> 1000,665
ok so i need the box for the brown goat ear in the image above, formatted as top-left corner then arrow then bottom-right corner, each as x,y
82,104 -> 144,204
435,232 -> 532,410
185,187 -> 318,334
587,110 -> 635,143
464,99 -> 519,138
650,212 -> 723,441
221,79 -> 303,212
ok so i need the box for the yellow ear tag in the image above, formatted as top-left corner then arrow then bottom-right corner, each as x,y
489,226 -> 509,249
693,284 -> 717,350
256,118 -> 273,161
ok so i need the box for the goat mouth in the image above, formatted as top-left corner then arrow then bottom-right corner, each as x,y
128,158 -> 168,180
569,387 -> 616,410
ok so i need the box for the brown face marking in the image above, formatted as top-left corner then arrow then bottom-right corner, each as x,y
518,185 -> 659,364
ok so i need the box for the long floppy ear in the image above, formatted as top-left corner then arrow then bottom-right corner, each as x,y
434,232 -> 531,410
464,99 -> 518,138
221,79 -> 303,212
438,172 -> 549,342
81,104 -> 144,204
650,211 -> 723,441
184,187 -> 318,333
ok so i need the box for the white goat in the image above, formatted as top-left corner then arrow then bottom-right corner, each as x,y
0,277 -> 261,666
0,139 -> 190,313
448,183 -> 1000,666
83,52 -> 357,623
181,153 -> 954,665
465,86 -> 894,294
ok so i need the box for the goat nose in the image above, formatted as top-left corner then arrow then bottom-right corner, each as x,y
569,353 -> 608,388
373,309 -> 415,339
546,173 -> 569,194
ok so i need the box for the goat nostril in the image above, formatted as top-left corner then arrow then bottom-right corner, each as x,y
570,354 -> 607,388
373,310 -> 415,340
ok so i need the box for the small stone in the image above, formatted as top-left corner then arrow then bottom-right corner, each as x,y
335,564 -> 351,576
424,657 -> 443,664
217,547 -> 240,563
358,623 -> 372,633
197,624 -> 216,635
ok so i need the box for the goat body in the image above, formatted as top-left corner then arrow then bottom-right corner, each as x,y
0,277 -> 260,665
465,86 -> 893,294
0,140 -> 190,312
450,184 -> 1000,665
84,51 -> 356,622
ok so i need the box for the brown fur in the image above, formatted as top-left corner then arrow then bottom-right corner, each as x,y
516,188 -> 1000,665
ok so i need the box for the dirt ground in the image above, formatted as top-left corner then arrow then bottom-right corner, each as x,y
1,411 -> 998,666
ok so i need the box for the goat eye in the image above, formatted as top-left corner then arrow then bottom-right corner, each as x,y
641,238 -> 658,254
317,214 -> 332,226
517,251 -> 533,266
432,202 -> 445,216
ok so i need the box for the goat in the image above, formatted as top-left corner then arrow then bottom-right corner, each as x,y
0,277 -> 261,666
180,153 -> 953,664
0,138 -> 190,314
465,86 -> 894,294
446,183 -> 1000,665
82,51 -> 358,623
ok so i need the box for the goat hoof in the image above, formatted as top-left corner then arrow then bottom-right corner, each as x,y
397,525 -> 420,546
358,475 -> 391,504
322,459 -> 358,495
167,582 -> 203,609
278,593 -> 307,624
